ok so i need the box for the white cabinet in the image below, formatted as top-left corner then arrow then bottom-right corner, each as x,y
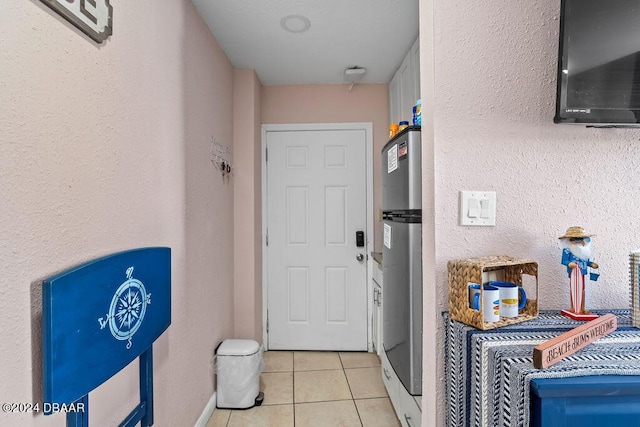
388,73 -> 401,129
410,37 -> 420,104
388,36 -> 421,126
380,331 -> 422,427
398,53 -> 414,124
372,262 -> 383,356
381,349 -> 400,412
399,388 -> 422,427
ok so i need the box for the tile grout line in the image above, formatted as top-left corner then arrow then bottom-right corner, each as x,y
339,353 -> 365,427
292,351 -> 296,427
292,398 -> 362,404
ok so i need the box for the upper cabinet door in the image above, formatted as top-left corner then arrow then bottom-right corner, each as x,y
389,72 -> 401,126
410,37 -> 420,105
399,53 -> 415,124
388,37 -> 420,128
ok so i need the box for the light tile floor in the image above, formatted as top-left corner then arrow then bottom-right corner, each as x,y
206,351 -> 400,427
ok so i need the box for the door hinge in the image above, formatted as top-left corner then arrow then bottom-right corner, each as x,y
266,315 -> 269,333
265,147 -> 268,162
266,230 -> 269,246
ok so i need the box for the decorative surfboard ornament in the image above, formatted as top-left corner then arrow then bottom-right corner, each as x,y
40,0 -> 113,43
558,226 -> 600,321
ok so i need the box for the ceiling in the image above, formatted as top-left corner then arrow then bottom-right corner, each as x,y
191,0 -> 419,85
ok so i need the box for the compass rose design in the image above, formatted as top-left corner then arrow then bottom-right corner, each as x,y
98,266 -> 151,349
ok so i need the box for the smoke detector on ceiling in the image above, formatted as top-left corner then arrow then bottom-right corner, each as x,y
280,15 -> 311,33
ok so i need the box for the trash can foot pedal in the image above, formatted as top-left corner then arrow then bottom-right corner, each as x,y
255,392 -> 264,406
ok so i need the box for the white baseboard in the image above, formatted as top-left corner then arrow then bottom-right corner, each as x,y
194,391 -> 217,427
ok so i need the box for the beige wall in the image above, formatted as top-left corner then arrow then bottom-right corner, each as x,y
418,2 -> 438,426
1,1 -> 234,425
262,84 -> 389,252
233,69 -> 263,343
420,0 -> 640,424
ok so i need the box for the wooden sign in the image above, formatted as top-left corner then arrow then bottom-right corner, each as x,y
533,313 -> 617,369
40,0 -> 113,43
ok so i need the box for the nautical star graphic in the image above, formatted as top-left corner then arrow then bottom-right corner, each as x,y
98,266 -> 151,349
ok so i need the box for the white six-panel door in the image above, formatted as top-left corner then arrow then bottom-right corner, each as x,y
265,127 -> 368,350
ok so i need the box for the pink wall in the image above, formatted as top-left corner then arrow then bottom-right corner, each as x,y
0,1 -> 234,425
420,0 -> 640,424
182,0 -> 235,422
262,84 -> 389,251
233,69 -> 263,343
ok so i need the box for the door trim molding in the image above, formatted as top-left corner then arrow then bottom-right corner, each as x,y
261,122 -> 374,350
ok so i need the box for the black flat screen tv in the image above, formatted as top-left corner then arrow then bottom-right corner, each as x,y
555,0 -> 640,127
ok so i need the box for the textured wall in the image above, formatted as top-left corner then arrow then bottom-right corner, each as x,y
261,84 -> 389,251
182,0 -> 235,423
434,0 -> 638,315
421,0 -> 640,424
0,1 -> 234,426
233,69 -> 263,343
418,1 -> 438,425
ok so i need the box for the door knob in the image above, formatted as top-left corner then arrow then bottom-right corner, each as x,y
356,253 -> 364,262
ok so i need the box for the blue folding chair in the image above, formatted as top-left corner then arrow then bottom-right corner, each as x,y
42,247 -> 172,427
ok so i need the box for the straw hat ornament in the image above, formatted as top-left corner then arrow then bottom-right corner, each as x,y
558,226 -> 595,240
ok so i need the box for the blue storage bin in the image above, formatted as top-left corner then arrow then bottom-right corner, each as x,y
530,375 -> 640,427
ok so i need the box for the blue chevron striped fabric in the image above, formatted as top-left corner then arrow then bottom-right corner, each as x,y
444,310 -> 640,427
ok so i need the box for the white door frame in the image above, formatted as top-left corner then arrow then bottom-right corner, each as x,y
261,122 -> 374,350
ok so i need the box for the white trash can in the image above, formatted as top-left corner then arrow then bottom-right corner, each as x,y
216,339 -> 264,409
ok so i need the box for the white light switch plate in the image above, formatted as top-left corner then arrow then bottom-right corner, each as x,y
460,191 -> 496,226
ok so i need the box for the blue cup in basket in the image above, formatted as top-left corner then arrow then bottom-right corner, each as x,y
488,281 -> 527,318
468,283 -> 500,322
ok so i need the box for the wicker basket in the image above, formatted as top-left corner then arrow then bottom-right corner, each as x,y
448,256 -> 538,330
